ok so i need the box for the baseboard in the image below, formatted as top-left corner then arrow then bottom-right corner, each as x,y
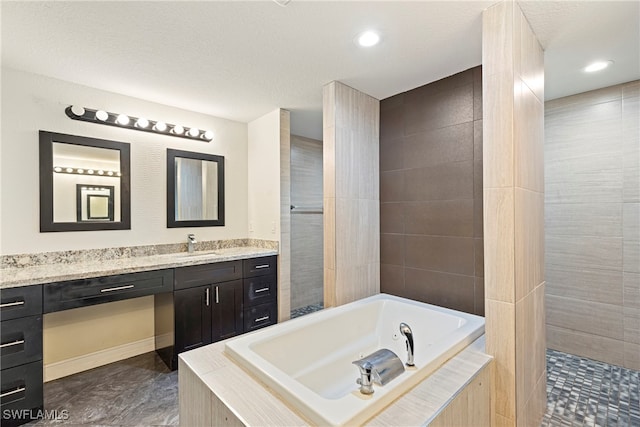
44,337 -> 156,382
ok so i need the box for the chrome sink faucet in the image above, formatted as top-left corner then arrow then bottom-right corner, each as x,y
187,234 -> 197,253
399,323 -> 414,366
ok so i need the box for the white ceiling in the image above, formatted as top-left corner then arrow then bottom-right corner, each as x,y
2,1 -> 638,140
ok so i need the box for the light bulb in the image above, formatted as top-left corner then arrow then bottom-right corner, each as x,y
66,168 -> 73,173
188,127 -> 200,137
87,169 -> 94,174
96,110 -> 108,121
98,170 -> 104,175
172,125 -> 184,135
54,167 -> 62,173
584,60 -> 614,73
107,171 -> 114,176
136,117 -> 149,128
357,31 -> 380,47
117,172 -> 122,177
203,130 -> 214,141
70,105 -> 86,116
154,121 -> 167,132
77,168 -> 84,174
116,114 -> 130,125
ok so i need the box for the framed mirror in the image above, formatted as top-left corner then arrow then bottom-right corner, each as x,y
167,148 -> 224,228
39,131 -> 131,232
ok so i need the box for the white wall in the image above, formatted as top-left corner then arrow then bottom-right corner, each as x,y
247,109 -> 281,240
0,68 -> 248,255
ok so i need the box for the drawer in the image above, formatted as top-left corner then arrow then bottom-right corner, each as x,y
244,302 -> 277,332
0,286 -> 42,321
44,269 -> 173,313
243,275 -> 277,307
243,256 -> 277,278
175,261 -> 242,290
0,361 -> 43,421
1,316 -> 42,370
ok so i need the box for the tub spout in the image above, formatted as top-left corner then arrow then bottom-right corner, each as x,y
352,349 -> 405,395
399,322 -> 414,366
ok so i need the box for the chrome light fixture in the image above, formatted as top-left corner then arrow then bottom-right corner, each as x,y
65,106 -> 214,142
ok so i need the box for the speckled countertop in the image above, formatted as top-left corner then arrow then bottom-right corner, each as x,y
0,246 -> 278,289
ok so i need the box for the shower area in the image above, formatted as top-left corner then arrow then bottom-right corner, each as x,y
289,134 -> 324,318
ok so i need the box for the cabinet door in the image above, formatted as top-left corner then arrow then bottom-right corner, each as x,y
174,286 -> 212,353
211,280 -> 243,342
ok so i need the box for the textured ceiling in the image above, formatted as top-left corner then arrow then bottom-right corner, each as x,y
2,1 -> 638,140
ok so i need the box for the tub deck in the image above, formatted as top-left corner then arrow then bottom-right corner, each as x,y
179,334 -> 492,426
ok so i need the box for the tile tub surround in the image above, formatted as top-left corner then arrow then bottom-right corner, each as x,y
545,80 -> 640,370
179,334 -> 491,426
0,240 -> 278,288
379,66 -> 484,317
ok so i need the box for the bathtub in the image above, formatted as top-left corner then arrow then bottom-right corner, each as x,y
225,293 -> 485,426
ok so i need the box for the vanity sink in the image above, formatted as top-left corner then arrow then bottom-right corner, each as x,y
161,250 -> 221,259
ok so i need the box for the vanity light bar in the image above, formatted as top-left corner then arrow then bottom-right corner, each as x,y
53,166 -> 121,177
64,106 -> 214,142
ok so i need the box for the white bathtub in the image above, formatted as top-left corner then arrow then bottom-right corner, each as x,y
225,293 -> 485,426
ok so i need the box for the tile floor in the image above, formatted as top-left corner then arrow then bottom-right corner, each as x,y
26,347 -> 639,426
290,303 -> 323,319
541,349 -> 640,427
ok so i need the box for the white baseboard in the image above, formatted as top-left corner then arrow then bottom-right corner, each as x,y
44,337 -> 156,382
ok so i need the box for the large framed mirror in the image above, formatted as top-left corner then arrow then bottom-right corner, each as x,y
167,148 -> 224,228
39,131 -> 131,232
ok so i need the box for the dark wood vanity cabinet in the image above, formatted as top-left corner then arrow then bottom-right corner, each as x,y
159,256 -> 277,370
1,285 -> 44,426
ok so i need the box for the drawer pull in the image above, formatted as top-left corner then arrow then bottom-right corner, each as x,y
255,316 -> 270,323
0,339 -> 25,349
100,284 -> 135,293
215,286 -> 219,304
205,288 -> 210,307
0,386 -> 25,399
254,264 -> 270,269
0,300 -> 25,308
255,287 -> 270,293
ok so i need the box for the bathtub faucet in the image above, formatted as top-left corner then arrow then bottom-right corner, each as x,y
352,349 -> 405,395
399,323 -> 415,366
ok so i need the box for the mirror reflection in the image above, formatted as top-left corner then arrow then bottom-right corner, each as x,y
167,149 -> 224,228
39,131 -> 131,232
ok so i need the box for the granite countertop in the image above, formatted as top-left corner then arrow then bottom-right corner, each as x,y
0,246 -> 278,289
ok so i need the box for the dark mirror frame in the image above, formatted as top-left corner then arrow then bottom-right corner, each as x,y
167,148 -> 225,228
39,130 -> 131,232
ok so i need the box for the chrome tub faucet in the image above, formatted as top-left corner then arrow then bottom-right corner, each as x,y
399,323 -> 414,366
352,349 -> 405,395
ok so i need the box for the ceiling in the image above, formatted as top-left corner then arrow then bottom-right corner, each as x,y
2,1 -> 638,140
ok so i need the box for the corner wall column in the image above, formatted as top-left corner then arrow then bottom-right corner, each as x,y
323,81 -> 380,307
482,1 -> 546,425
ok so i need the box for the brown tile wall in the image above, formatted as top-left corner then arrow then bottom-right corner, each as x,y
379,66 -> 484,316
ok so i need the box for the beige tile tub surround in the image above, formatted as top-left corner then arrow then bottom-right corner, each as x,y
483,1 -> 546,425
323,81 -> 380,307
545,80 -> 640,370
179,336 -> 492,427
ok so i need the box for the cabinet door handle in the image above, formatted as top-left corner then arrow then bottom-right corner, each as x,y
100,284 -> 134,293
255,287 -> 269,293
215,286 -> 219,304
1,386 -> 25,399
255,316 -> 270,323
254,264 -> 270,269
0,300 -> 25,308
0,339 -> 25,349
205,288 -> 210,307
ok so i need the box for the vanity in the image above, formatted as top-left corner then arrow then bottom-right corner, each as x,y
0,246 -> 278,426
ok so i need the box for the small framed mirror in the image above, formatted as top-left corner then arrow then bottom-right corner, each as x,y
167,148 -> 225,228
39,131 -> 131,232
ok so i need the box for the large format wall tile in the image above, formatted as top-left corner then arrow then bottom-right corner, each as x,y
545,235 -> 623,271
624,272 -> 640,309
547,324 -> 625,367
546,294 -> 624,340
403,122 -> 473,169
404,268 -> 475,313
404,200 -> 473,237
545,202 -> 622,237
404,161 -> 474,201
404,235 -> 474,276
404,84 -> 473,136
546,264 -> 623,305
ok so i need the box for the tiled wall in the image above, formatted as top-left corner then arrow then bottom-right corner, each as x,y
290,134 -> 324,310
545,81 -> 640,370
379,67 -> 484,316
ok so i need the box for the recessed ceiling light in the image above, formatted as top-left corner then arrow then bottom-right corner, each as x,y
357,31 -> 381,47
584,60 -> 614,73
